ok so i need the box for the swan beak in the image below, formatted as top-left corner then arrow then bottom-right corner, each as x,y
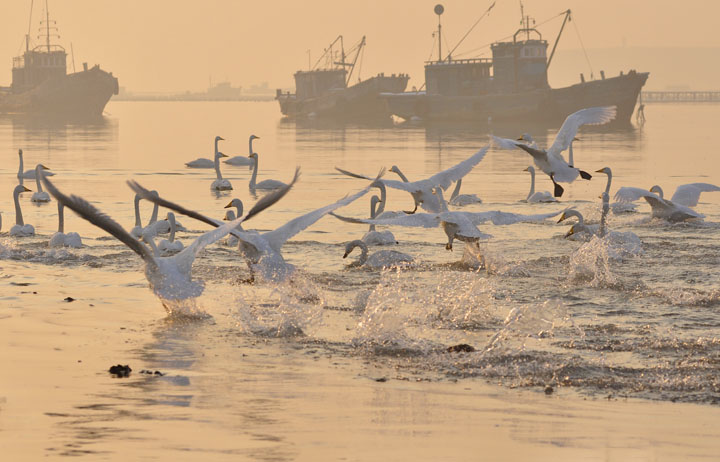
224,201 -> 233,208
516,136 -> 523,141
39,164 -> 50,170
342,252 -> 349,259
523,167 -> 529,172
573,137 -> 580,141
557,213 -> 566,223
22,186 -> 32,192
218,137 -> 225,141
219,153 -> 228,158
595,168 -> 606,173
255,136 -> 260,139
565,226 -> 576,237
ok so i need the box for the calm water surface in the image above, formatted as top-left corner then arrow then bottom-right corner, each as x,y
1,101 -> 719,459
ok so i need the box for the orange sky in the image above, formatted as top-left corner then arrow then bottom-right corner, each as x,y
1,0 -> 719,91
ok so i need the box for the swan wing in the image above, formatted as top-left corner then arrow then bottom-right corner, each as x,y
613,186 -> 657,204
515,143 -> 549,164
42,175 -> 155,264
548,106 -> 616,156
490,135 -> 522,150
177,216 -> 247,261
464,210 -> 562,226
670,183 -> 720,207
330,211 -> 440,229
425,146 -> 489,190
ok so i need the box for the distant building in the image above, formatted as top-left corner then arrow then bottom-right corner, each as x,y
207,81 -> 242,99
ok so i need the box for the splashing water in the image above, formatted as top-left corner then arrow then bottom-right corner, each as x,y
568,236 -> 616,286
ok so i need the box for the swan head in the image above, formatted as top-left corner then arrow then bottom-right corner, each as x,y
564,225 -> 577,238
389,165 -> 400,174
215,136 -> 224,142
223,210 -> 236,221
524,166 -> 535,173
516,133 -> 534,142
249,152 -> 258,159
557,209 -> 582,224
573,137 -> 580,142
370,196 -> 382,207
14,185 -> 31,194
150,190 -> 160,198
649,185 -> 664,198
250,134 -> 259,141
225,198 -> 244,215
215,151 -> 228,159
18,148 -> 23,156
342,240 -> 366,259
595,167 -> 611,175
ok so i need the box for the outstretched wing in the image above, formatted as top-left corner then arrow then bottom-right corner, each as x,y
614,186 -> 658,204
548,106 -> 616,156
670,183 -> 720,207
330,211 -> 440,229
42,174 -> 155,265
490,135 -> 523,150
425,146 -> 489,190
464,210 -> 562,226
178,215 -> 246,262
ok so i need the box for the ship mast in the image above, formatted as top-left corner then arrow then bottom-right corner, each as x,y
45,0 -> 50,52
435,4 -> 444,62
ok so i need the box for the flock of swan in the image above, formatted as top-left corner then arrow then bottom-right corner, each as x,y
2,105 -> 719,312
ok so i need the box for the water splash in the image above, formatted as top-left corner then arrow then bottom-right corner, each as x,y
568,235 -> 616,286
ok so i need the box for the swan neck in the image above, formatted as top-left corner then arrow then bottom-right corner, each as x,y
605,171 -> 612,194
145,236 -> 160,257
369,200 -> 377,232
214,153 -> 223,180
58,202 -> 65,233
599,196 -> 610,237
17,152 -> 23,185
249,137 -> 255,154
168,214 -> 176,242
352,241 -> 369,265
393,168 -> 409,182
527,169 -> 536,199
35,166 -> 44,193
451,179 -> 461,200
250,156 -> 258,188
134,195 -> 141,226
13,188 -> 24,226
149,202 -> 159,224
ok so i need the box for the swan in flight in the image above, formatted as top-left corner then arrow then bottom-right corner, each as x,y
343,240 -> 413,269
210,148 -> 232,191
594,167 -> 637,214
10,185 -> 35,237
49,202 -> 82,248
361,196 -> 397,245
491,106 -> 616,197
337,146 -> 489,214
42,174 -> 295,308
224,134 -> 258,167
248,152 -> 287,193
185,136 -> 225,168
523,166 -> 557,203
129,169 -> 380,283
448,178 -> 482,206
332,187 -> 560,250
17,149 -> 55,183
30,164 -> 52,202
614,186 -> 705,222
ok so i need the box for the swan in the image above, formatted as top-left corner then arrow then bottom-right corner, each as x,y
185,136 -> 225,168
224,134 -> 258,167
491,106 -> 616,197
157,212 -> 184,256
210,147 -> 232,191
30,164 -> 52,202
49,201 -> 82,248
614,186 -> 704,222
594,167 -> 637,214
222,199 -> 244,247
523,166 -> 557,203
361,196 -> 397,245
248,152 -> 287,192
557,209 -> 598,240
343,240 -> 413,269
647,183 -> 720,207
332,187 -> 560,250
42,174 -> 294,308
129,169 -> 380,283
17,149 -> 55,183
448,178 -> 482,206
10,185 -> 35,237
337,146 -> 489,214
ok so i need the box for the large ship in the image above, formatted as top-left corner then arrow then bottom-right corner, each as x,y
382,5 -> 648,125
0,2 -> 118,118
276,35 -> 409,119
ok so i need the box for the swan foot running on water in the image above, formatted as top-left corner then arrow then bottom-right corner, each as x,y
343,240 -> 413,269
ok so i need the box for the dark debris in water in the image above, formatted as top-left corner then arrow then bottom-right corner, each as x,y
139,369 -> 165,376
447,344 -> 476,353
108,364 -> 131,377
64,297 -> 76,303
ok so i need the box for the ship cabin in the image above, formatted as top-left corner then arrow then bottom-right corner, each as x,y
293,68 -> 347,99
12,45 -> 67,93
490,28 -> 549,93
425,58 -> 492,96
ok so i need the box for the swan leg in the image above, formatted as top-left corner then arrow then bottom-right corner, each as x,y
551,175 -> 564,198
579,170 -> 592,180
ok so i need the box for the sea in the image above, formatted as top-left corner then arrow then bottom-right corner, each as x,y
1,101 -> 719,460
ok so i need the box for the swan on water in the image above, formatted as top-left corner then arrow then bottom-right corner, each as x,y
130,169 -> 380,283
185,136 -> 225,168
332,187 -> 560,251
448,178 -> 482,206
222,199 -> 244,247
343,240 -> 413,269
130,191 -> 178,236
491,106 -> 616,197
210,147 -> 232,191
49,201 -> 82,248
42,174 -> 294,308
337,146 -> 489,214
594,167 -> 637,214
224,134 -> 258,167
248,152 -> 287,193
523,166 -> 557,203
647,183 -> 720,207
361,196 -> 397,245
613,185 -> 705,222
156,212 -> 184,256
17,149 -> 55,183
557,209 -> 599,240
10,185 -> 35,237
30,164 -> 52,202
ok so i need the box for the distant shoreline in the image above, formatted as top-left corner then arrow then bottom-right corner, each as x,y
112,95 -> 275,102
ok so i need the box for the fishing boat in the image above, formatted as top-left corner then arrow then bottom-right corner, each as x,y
276,35 -> 409,119
0,1 -> 118,118
382,5 -> 648,125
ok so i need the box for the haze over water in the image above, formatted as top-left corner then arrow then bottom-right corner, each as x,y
1,101 -> 720,459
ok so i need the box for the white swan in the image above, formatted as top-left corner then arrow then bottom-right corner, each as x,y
594,167 -> 637,214
361,196 -> 397,245
17,149 -> 55,183
129,169 -> 380,283
343,240 -> 413,269
31,164 -> 52,202
557,209 -> 598,240
42,174 -> 293,308
337,146 -> 489,214
648,183 -> 720,207
222,199 -> 245,247
210,147 -> 232,191
157,212 -> 184,256
185,136 -> 225,168
49,201 -> 82,248
10,185 -> 35,237
248,152 -> 287,192
491,106 -> 616,197
448,178 -> 482,206
523,166 -> 557,203
332,187 -> 560,250
614,186 -> 704,222
224,134 -> 258,167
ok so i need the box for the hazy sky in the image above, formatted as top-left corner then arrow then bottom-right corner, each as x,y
2,0 -> 719,92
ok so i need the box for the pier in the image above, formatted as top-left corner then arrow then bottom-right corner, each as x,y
641,91 -> 720,103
